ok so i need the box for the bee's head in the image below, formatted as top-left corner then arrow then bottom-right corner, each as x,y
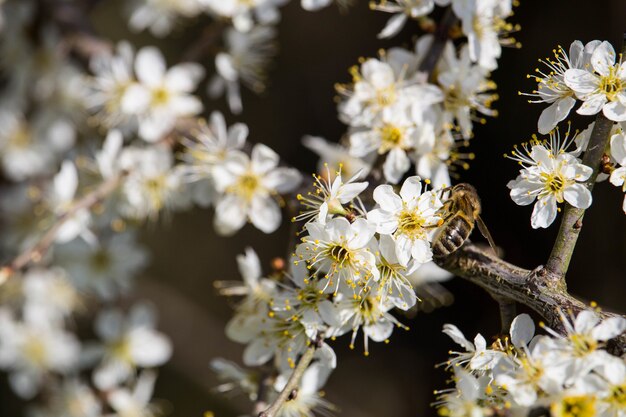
452,183 -> 481,214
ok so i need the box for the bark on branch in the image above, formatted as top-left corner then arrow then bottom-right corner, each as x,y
435,243 -> 626,355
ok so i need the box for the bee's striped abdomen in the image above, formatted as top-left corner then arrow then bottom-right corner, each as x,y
432,214 -> 474,258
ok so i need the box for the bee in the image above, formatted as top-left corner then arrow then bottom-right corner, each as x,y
431,183 -> 497,259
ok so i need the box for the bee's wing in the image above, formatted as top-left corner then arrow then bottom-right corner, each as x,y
476,215 -> 498,256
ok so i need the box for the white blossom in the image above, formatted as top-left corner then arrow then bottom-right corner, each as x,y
295,217 -> 378,295
212,144 -> 301,235
122,47 -> 204,142
506,128 -> 592,229
294,166 -> 368,225
367,176 -> 443,266
565,41 -> 626,122
524,40 -> 600,134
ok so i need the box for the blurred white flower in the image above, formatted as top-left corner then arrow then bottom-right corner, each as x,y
372,0 -> 446,39
119,145 -> 191,220
212,144 -> 301,235
221,247 -> 276,344
107,371 -> 161,417
87,42 -> 138,131
21,268 -> 79,327
0,309 -> 80,399
128,0 -> 204,37
46,160 -> 94,244
54,231 -> 149,301
337,50 -> 442,127
30,379 -> 102,417
302,135 -> 373,179
273,363 -> 334,417
89,304 -> 172,390
204,0 -> 288,32
209,25 -> 277,114
609,131 -> 626,213
0,111 -> 75,181
123,47 -> 204,142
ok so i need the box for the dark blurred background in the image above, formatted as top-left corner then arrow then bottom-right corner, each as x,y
2,0 -> 626,416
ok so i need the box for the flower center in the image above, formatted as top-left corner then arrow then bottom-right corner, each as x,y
541,172 -> 566,194
235,173 -> 260,201
569,333 -> 598,357
379,125 -> 404,152
397,209 -> 426,239
328,244 -> 351,265
24,336 -> 47,366
520,358 -> 543,383
375,86 -> 397,107
151,87 -> 170,106
145,175 -> 168,211
90,249 -> 111,272
600,67 -> 623,101
551,395 -> 596,417
608,384 -> 626,407
10,127 -> 32,149
297,285 -> 323,307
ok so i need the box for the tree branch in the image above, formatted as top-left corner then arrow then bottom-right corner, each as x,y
418,7 -> 458,76
435,243 -> 626,355
1,172 -> 126,279
257,344 -> 317,417
181,19 -> 228,63
545,114 -> 614,280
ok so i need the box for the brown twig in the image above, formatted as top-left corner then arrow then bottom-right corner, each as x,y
257,344 -> 317,417
3,172 -> 126,277
435,243 -> 626,355
545,114 -> 614,281
181,19 -> 228,63
418,7 -> 458,76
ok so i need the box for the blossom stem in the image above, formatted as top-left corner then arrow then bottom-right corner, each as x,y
545,115 -> 614,281
257,344 -> 317,417
418,7 -> 458,76
2,172 -> 127,278
181,19 -> 228,63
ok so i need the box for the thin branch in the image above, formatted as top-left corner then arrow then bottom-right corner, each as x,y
3,172 -> 126,277
546,34 -> 626,280
418,7 -> 458,76
435,243 -> 626,355
545,114 -> 614,280
257,344 -> 317,417
181,19 -> 228,63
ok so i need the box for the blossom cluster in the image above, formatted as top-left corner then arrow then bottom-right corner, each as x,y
508,38 -> 626,228
331,0 -> 517,187
436,310 -> 626,417
210,170 -> 460,415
